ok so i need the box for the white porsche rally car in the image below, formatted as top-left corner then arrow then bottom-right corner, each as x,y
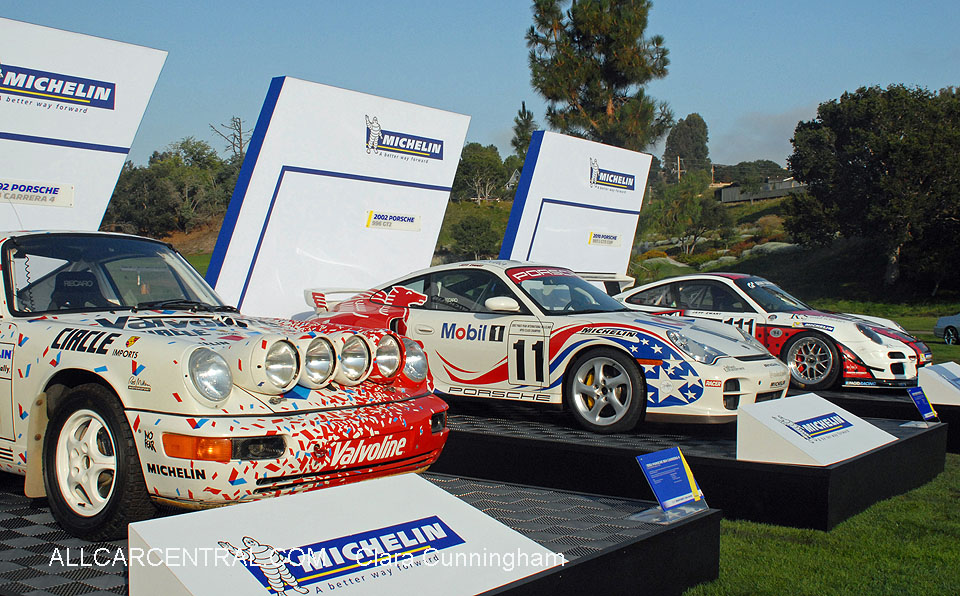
0,231 -> 448,539
616,273 -> 932,390
307,262 -> 790,434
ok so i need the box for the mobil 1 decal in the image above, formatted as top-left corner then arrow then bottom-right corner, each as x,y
507,320 -> 552,387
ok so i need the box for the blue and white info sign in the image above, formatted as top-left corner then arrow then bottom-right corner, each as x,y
907,386 -> 938,421
636,447 -> 702,511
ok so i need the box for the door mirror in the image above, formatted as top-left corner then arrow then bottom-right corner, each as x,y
484,296 -> 520,313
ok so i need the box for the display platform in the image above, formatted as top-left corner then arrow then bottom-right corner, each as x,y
431,398 -> 947,531
0,473 -> 719,596
812,388 -> 959,453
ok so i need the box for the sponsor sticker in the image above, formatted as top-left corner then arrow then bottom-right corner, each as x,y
0,342 -> 12,380
506,266 -> 574,283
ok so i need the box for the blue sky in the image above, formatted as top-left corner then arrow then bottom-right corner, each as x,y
3,1 -> 957,167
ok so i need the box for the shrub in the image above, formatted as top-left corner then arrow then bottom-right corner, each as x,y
639,249 -> 669,260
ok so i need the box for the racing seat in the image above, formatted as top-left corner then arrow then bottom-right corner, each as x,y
49,271 -> 111,310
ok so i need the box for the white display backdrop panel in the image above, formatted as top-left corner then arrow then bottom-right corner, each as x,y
207,77 -> 469,318
737,393 -> 896,466
919,362 -> 960,406
0,18 -> 166,230
499,131 -> 652,275
129,474 -> 561,596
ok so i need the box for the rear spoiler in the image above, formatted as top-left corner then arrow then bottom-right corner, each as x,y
304,288 -> 367,314
576,272 -> 635,296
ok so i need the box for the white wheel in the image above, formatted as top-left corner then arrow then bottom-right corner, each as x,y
54,409 -> 117,517
43,384 -> 155,539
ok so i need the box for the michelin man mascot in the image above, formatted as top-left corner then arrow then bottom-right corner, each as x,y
219,537 -> 308,595
590,158 -> 599,186
366,115 -> 382,154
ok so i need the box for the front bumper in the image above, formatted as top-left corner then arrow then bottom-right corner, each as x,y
125,394 -> 449,505
838,341 -> 928,388
644,355 -> 789,423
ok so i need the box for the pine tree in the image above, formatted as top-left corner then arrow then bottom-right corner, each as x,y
511,101 -> 538,159
527,0 -> 673,151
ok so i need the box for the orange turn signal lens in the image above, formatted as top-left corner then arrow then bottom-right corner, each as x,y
162,434 -> 232,463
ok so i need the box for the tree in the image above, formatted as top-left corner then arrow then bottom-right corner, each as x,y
451,143 -> 507,202
663,113 -> 709,180
642,170 -> 720,254
102,162 -> 179,236
527,0 -> 673,151
452,214 -> 501,259
511,101 -> 538,160
209,116 -> 251,160
713,160 -> 787,184
787,84 -> 960,286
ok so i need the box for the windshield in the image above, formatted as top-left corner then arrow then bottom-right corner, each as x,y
3,233 -> 227,315
507,266 -> 629,315
734,277 -> 810,312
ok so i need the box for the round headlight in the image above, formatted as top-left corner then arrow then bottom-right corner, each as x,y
303,337 -> 336,386
340,335 -> 370,382
265,340 -> 299,388
402,337 -> 428,383
375,335 -> 402,378
188,348 -> 233,404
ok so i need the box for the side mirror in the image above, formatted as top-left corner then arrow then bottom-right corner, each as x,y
485,296 -> 520,313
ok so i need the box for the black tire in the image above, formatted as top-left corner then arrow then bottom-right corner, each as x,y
780,332 -> 841,391
43,383 -> 155,540
944,327 -> 958,345
563,348 -> 646,434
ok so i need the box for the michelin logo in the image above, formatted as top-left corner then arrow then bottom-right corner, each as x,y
777,412 -> 853,441
365,115 -> 444,160
226,517 -> 465,591
0,63 -> 115,110
589,158 -> 635,191
0,344 -> 12,380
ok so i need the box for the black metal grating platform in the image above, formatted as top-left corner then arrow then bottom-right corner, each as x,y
433,395 -> 947,530
0,472 -> 720,596
813,388 -> 958,453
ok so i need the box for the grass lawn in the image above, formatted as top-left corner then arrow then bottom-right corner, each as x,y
686,453 -> 960,596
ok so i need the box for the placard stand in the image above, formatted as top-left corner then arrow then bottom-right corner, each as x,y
629,500 -> 710,525
633,447 -> 708,524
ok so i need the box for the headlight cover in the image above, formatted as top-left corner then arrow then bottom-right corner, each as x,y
337,334 -> 370,383
374,334 -> 402,378
666,330 -> 726,365
264,340 -> 299,389
857,323 -> 884,345
736,326 -> 768,353
188,348 -> 233,405
301,337 -> 336,387
402,337 -> 428,383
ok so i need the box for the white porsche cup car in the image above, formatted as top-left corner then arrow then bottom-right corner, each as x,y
0,232 -> 448,539
308,262 -> 790,434
616,273 -> 933,390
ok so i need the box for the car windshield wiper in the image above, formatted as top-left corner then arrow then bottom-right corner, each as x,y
135,299 -> 217,312
213,305 -> 240,313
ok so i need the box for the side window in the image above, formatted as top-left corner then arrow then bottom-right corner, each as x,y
626,284 -> 676,308
708,283 -> 752,313
425,270 -> 509,313
678,282 -> 751,312
677,283 -> 712,309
